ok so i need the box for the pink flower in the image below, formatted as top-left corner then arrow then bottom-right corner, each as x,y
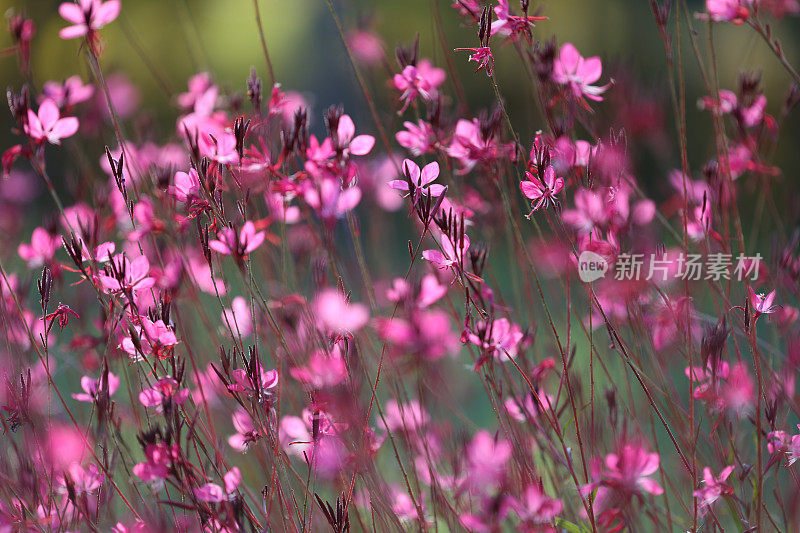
18,227 -> 59,268
454,46 -> 494,76
382,399 -> 430,434
24,99 -> 79,145
209,221 -> 266,257
43,303 -> 81,331
58,0 -> 121,40
59,462 -> 104,495
423,233 -> 470,270
699,89 -> 738,115
705,0 -> 750,23
138,377 -> 190,410
512,484 -> 563,526
335,114 -> 375,157
204,131 -> 239,165
491,0 -> 547,40
468,317 -> 524,363
121,317 -> 179,360
694,466 -> 734,513
504,391 -> 553,421
446,118 -> 515,173
168,168 -> 201,203
767,425 -> 800,465
391,488 -> 423,523
721,363 -> 755,416
467,431 -> 512,489
396,120 -> 436,156
290,347 -> 349,388
388,159 -> 446,202
41,76 -> 94,108
72,371 -> 119,403
552,43 -> 611,102
417,274 -> 447,308
302,179 -> 362,223
393,59 -> 446,113
313,289 -> 369,334
227,366 -> 278,399
222,297 -> 253,338
194,468 -> 240,502
133,443 -> 179,484
582,445 -> 663,521
265,193 -> 301,224
748,287 -> 778,315
177,72 -> 212,110
520,167 -> 564,216
98,254 -> 156,294
740,94 -> 767,128
229,408 -> 262,451
279,410 -> 343,463
348,30 -> 385,65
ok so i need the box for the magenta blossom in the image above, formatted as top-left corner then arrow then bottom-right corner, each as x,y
694,466 -> 735,514
121,317 -> 179,360
581,444 -> 663,523
229,408 -> 262,452
98,254 -> 156,295
58,462 -> 104,495
520,167 -> 565,216
24,99 -> 79,145
290,347 -> 349,389
138,377 -> 190,411
313,289 -> 369,335
41,76 -> 94,108
388,159 -> 446,203
72,371 -> 119,403
221,297 -> 253,338
382,399 -> 430,435
748,287 -> 778,316
393,59 -> 446,113
168,168 -> 201,203
209,221 -> 266,257
58,0 -> 121,39
133,443 -> 179,486
396,120 -> 436,156
454,46 -> 494,76
423,233 -> 470,270
468,317 -> 524,363
18,227 -> 59,268
227,367 -> 278,400
704,0 -> 750,23
334,114 -> 375,157
43,304 -> 81,331
194,467 -> 241,502
552,42 -> 611,103
491,0 -> 547,40
512,484 -> 563,526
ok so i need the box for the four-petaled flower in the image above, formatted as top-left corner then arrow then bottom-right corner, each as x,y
393,59 -> 446,113
139,377 -> 190,411
24,99 -> 79,145
58,0 -> 121,48
693,465 -> 735,514
552,42 -> 611,104
388,159 -> 446,204
520,166 -> 564,217
209,221 -> 266,258
748,287 -> 778,316
72,371 -> 120,403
